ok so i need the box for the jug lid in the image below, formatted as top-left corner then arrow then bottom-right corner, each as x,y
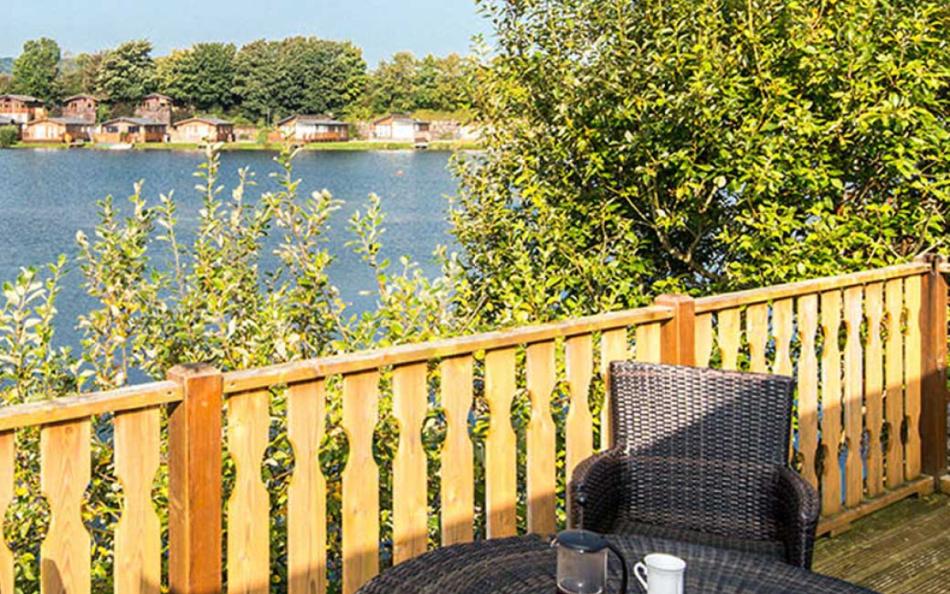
555,530 -> 609,553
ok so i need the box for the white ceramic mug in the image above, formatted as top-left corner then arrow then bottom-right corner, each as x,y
633,553 -> 685,594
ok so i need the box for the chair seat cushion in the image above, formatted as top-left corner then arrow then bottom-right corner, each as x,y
611,516 -> 787,563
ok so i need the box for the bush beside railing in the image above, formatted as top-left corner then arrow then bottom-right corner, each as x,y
0,262 -> 945,593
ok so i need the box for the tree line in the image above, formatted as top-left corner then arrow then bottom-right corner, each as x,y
0,37 -> 477,122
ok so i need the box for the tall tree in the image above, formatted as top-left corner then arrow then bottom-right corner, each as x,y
157,43 -> 236,112
95,40 -> 155,103
12,38 -> 61,103
57,52 -> 105,97
452,0 -> 950,326
233,40 -> 283,122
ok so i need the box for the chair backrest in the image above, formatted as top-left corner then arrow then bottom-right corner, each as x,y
608,362 -> 796,540
609,361 -> 795,466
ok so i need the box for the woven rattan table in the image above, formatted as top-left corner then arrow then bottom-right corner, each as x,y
357,534 -> 877,594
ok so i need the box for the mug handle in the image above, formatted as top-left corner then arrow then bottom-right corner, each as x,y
633,561 -> 648,592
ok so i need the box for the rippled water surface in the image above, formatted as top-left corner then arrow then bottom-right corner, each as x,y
0,148 -> 458,351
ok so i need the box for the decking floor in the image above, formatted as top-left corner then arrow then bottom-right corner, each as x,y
813,492 -> 950,593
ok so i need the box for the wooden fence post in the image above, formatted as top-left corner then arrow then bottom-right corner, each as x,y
167,363 -> 224,594
656,294 -> 696,366
919,256 -> 949,488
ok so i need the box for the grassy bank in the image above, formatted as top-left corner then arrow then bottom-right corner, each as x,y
5,140 -> 482,152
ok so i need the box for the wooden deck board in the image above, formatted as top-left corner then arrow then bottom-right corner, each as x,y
814,493 -> 950,593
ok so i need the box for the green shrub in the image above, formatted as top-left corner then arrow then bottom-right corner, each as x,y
0,126 -> 19,147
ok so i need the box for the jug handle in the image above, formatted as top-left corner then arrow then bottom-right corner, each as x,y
606,543 -> 629,594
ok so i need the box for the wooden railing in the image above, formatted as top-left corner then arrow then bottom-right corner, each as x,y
0,262 -> 945,593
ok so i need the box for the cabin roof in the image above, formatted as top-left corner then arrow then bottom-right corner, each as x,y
373,113 -> 416,125
278,114 -> 346,126
0,94 -> 42,104
102,117 -> 166,127
63,94 -> 99,102
26,116 -> 92,126
173,116 -> 233,127
142,93 -> 172,101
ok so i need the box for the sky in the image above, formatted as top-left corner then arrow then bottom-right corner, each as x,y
0,0 -> 490,65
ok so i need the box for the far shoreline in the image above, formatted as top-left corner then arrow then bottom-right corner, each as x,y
3,140 -> 483,152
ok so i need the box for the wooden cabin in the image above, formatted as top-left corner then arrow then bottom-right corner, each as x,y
277,115 -> 349,143
21,117 -> 93,143
135,93 -> 173,125
171,117 -> 234,143
0,94 -> 46,124
96,117 -> 167,144
62,94 -> 98,123
372,114 -> 430,142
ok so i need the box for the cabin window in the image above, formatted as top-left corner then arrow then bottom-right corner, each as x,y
128,126 -> 140,133
106,126 -> 118,133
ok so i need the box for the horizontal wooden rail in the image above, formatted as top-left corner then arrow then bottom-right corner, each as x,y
0,381 -> 182,432
694,262 -> 929,313
223,305 -> 674,395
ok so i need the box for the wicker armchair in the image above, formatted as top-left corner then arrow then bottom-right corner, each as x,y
570,362 -> 820,569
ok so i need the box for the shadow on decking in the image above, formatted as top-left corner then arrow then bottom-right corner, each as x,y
813,492 -> 950,593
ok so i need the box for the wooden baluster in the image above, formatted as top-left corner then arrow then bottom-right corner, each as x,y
798,295 -> 820,488
342,371 -> 380,594
392,364 -> 428,563
820,290 -> 843,515
864,283 -> 885,496
287,380 -> 327,592
227,390 -> 270,594
885,279 -> 905,488
114,408 -> 161,594
747,303 -> 769,374
440,356 -> 474,546
635,323 -> 662,363
717,308 -> 741,371
695,313 -> 714,368
565,335 -> 594,488
772,299 -> 794,377
599,329 -> 627,451
526,341 -> 556,534
904,275 -> 922,480
772,299 -> 795,463
843,287 -> 864,507
41,420 -> 91,594
0,431 -> 14,594
484,348 -> 517,538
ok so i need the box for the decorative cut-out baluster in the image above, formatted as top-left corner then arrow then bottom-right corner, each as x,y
526,341 -> 556,534
287,380 -> 327,592
565,335 -> 593,485
440,357 -> 473,546
884,279 -> 904,488
747,303 -> 769,373
227,390 -> 270,594
0,431 -> 14,594
392,365 -> 427,563
41,420 -> 91,594
115,408 -> 161,594
864,283 -> 884,496
843,287 -> 864,507
820,291 -> 843,515
797,295 -> 819,488
599,329 -> 627,450
717,308 -> 741,371
342,372 -> 380,594
484,348 -> 517,538
903,275 -> 922,480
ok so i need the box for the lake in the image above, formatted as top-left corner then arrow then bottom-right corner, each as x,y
0,149 -> 458,354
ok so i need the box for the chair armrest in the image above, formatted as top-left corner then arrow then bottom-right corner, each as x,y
569,448 -> 624,531
776,466 -> 820,569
